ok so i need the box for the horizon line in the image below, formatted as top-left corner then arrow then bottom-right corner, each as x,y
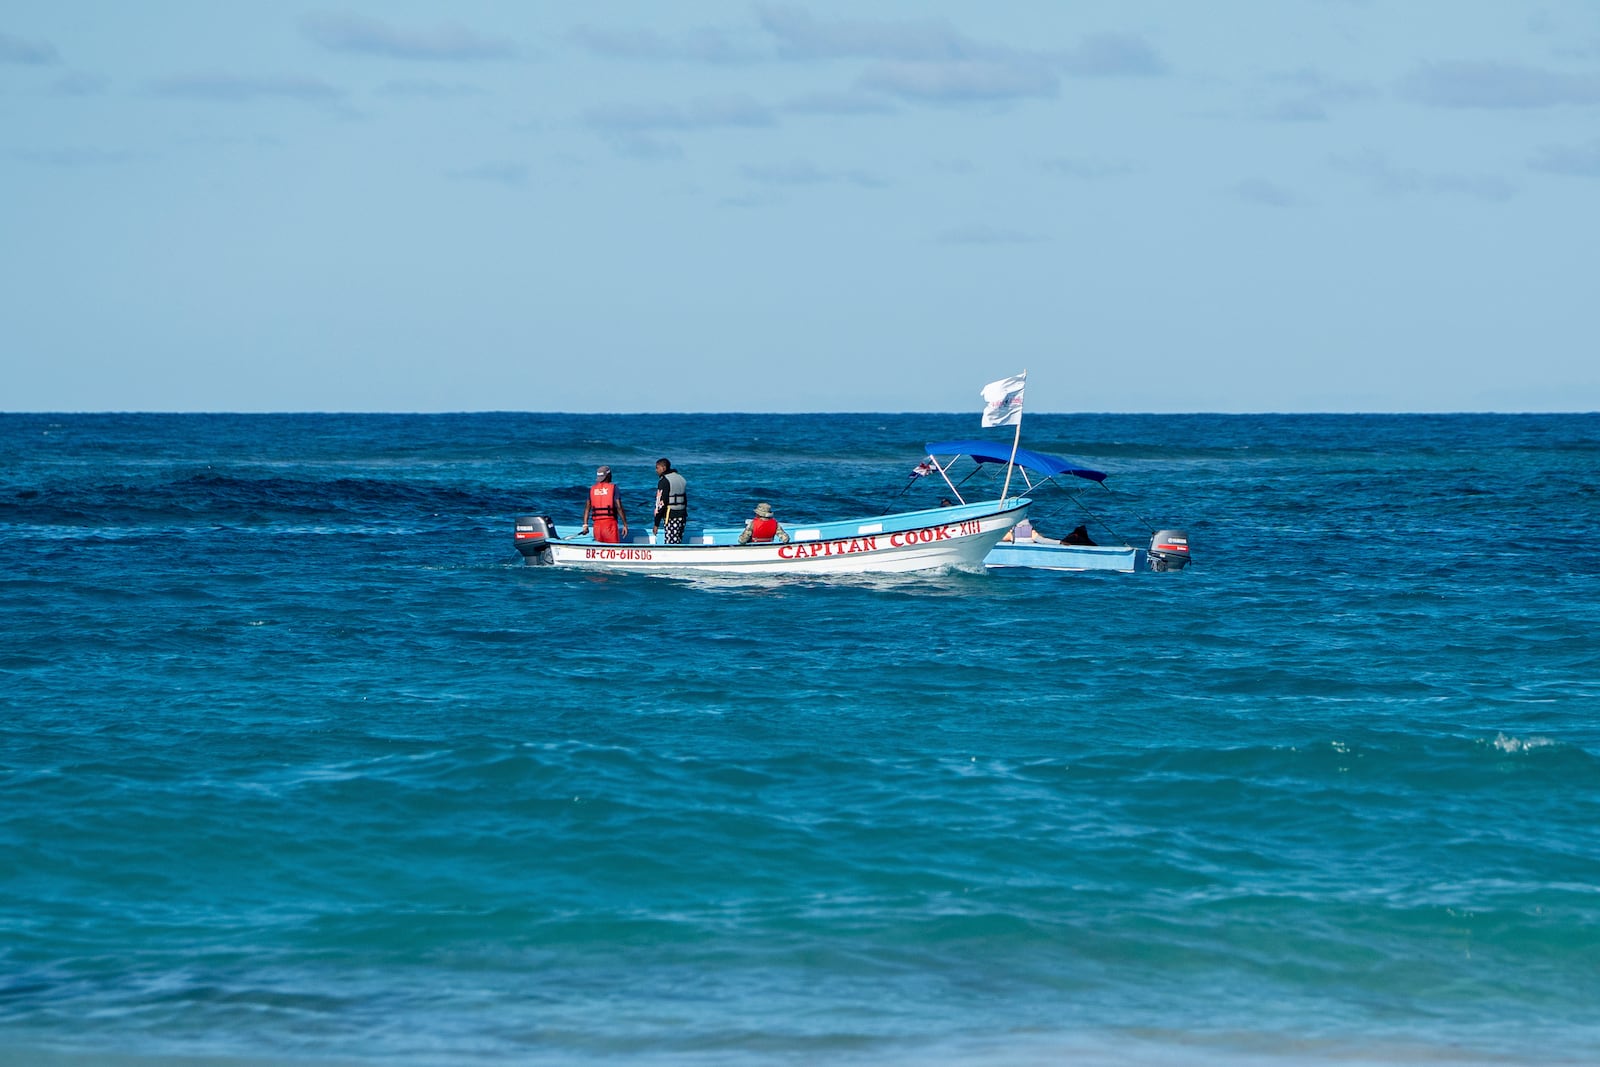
3,409 -> 1598,418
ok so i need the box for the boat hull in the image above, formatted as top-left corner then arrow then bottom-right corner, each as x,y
983,540 -> 1144,573
518,500 -> 1030,575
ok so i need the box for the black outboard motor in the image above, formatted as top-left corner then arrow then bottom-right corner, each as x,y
514,515 -> 558,564
1148,529 -> 1191,572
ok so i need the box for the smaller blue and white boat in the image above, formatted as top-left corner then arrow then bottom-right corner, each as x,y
909,440 -> 1191,573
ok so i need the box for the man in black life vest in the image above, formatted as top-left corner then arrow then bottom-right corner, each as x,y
653,458 -> 687,544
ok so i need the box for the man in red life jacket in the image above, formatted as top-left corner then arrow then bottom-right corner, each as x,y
737,502 -> 790,544
579,465 -> 627,543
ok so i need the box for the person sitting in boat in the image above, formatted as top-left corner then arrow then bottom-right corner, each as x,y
1062,524 -> 1096,545
579,465 -> 628,544
737,502 -> 790,544
1001,518 -> 1052,543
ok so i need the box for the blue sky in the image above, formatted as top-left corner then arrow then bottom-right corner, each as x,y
3,2 -> 1598,413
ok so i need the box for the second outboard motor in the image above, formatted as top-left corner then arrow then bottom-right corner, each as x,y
1148,529 -> 1191,572
514,515 -> 558,564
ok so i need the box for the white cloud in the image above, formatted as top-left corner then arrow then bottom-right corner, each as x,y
376,79 -> 484,99
0,31 -> 58,64
148,74 -> 343,103
1530,139 -> 1600,178
780,90 -> 898,116
1400,61 -> 1600,109
569,25 -> 756,64
1332,151 -> 1517,201
301,13 -> 516,62
758,5 -> 985,62
584,96 -> 777,133
859,58 -> 1058,103
742,160 -> 885,188
1231,178 -> 1297,207
1055,32 -> 1167,77
448,161 -> 528,186
935,224 -> 1042,245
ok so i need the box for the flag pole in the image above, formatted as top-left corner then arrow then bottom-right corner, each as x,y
999,369 -> 1025,502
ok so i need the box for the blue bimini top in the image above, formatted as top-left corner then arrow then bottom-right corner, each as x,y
925,440 -> 1107,483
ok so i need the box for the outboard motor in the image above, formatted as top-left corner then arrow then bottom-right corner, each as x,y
1148,529 -> 1191,572
514,515 -> 558,564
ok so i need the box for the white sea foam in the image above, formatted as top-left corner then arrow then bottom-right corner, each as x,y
1491,732 -> 1556,754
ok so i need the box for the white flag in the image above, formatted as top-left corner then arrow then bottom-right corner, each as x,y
980,372 -> 1026,427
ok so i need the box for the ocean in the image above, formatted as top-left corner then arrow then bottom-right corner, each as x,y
2,411 -> 1598,1066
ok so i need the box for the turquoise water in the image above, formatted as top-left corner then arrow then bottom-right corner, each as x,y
3,412 -> 1598,1065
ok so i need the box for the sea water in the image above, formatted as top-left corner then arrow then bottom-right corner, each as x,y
2,412 -> 1598,1066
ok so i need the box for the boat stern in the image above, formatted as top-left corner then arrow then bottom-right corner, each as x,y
1148,529 -> 1191,571
514,515 -> 558,564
